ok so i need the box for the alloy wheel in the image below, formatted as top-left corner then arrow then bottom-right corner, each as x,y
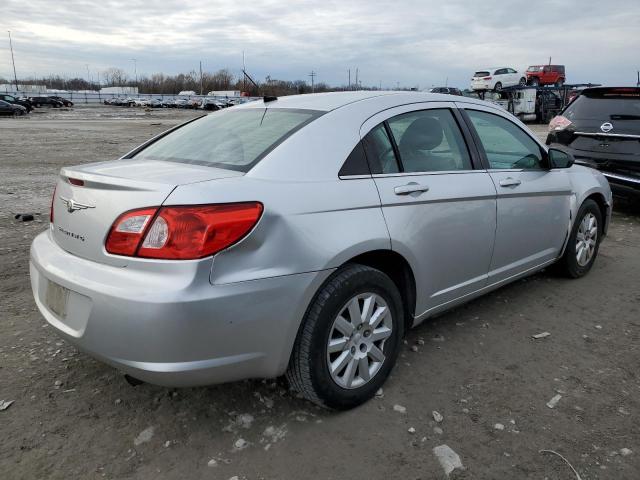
576,212 -> 598,267
326,293 -> 393,389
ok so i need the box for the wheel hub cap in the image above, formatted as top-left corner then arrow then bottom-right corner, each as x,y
326,293 -> 393,389
576,212 -> 598,267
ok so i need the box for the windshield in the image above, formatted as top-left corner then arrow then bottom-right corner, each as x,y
527,66 -> 542,72
134,108 -> 322,172
565,93 -> 640,121
474,71 -> 490,77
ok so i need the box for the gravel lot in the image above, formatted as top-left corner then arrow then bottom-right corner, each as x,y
1,105 -> 639,479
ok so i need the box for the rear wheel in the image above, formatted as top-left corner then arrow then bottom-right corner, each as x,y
557,199 -> 602,278
519,77 -> 527,86
286,264 -> 404,410
494,82 -> 503,92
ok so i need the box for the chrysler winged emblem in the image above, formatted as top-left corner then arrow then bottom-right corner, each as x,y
600,122 -> 613,133
59,196 -> 95,213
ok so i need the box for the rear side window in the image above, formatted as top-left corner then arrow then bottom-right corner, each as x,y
362,124 -> 399,174
134,108 -> 322,172
339,142 -> 370,176
387,109 -> 472,172
466,110 -> 544,170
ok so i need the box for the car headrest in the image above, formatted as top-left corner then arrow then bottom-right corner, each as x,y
399,117 -> 444,151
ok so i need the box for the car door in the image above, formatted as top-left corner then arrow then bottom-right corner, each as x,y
508,68 -> 520,86
458,103 -> 572,283
361,102 -> 497,318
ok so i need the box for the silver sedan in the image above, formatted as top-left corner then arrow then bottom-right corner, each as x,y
30,91 -> 612,409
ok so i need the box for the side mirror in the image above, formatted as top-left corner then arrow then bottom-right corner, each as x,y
548,147 -> 575,169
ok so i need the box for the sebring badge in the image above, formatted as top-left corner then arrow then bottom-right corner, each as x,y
59,196 -> 95,213
600,122 -> 613,133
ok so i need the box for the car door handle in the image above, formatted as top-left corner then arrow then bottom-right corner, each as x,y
499,178 -> 522,187
394,183 -> 430,195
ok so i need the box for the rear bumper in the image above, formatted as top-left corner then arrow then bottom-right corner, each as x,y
562,148 -> 640,200
471,81 -> 492,90
30,230 -> 332,387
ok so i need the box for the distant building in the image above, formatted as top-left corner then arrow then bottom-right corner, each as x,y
178,90 -> 197,96
207,90 -> 241,97
0,84 -> 44,93
100,86 -> 139,95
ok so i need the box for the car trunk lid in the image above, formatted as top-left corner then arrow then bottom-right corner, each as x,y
52,159 -> 243,267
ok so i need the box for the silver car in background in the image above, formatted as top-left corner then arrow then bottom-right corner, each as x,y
30,91 -> 612,409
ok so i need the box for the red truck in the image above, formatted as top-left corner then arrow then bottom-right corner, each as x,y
526,65 -> 566,87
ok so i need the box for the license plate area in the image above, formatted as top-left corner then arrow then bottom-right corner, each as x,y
46,280 -> 70,318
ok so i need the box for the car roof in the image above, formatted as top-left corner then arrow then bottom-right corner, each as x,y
235,91 -> 486,112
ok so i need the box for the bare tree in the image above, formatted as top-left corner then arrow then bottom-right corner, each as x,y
102,67 -> 127,86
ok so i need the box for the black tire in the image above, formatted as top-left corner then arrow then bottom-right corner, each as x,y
530,78 -> 539,87
519,77 -> 527,86
494,82 -> 502,92
286,264 -> 405,410
555,78 -> 564,88
556,199 -> 603,278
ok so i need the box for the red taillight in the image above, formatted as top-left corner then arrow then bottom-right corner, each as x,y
548,115 -> 573,132
50,186 -> 57,223
68,177 -> 85,186
105,203 -> 263,260
483,76 -> 492,80
105,207 -> 158,256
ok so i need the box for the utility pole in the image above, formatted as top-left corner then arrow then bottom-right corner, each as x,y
85,64 -> 90,87
348,69 -> 351,90
131,58 -> 138,87
8,31 -> 19,90
308,70 -> 316,93
199,60 -> 203,95
242,51 -> 246,93
355,68 -> 359,90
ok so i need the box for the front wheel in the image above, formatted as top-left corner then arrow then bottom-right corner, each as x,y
555,79 -> 564,88
286,264 -> 404,410
556,199 -> 603,278
519,77 -> 527,86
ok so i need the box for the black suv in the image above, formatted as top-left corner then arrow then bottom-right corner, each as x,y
29,96 -> 64,108
547,87 -> 640,202
0,94 -> 32,112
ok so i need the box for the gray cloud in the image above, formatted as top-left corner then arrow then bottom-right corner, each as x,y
2,0 -> 639,89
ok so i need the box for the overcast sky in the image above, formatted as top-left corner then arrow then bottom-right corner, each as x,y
2,0 -> 639,89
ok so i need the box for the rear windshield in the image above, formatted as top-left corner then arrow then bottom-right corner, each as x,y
474,71 -> 490,77
133,108 -> 322,171
565,90 -> 640,121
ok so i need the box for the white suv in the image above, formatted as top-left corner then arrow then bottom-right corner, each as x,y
471,67 -> 526,91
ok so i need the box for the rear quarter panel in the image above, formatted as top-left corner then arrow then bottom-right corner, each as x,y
164,176 -> 390,285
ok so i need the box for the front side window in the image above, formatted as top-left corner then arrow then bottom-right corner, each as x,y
387,109 -> 472,173
134,108 -> 322,172
466,110 -> 544,170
